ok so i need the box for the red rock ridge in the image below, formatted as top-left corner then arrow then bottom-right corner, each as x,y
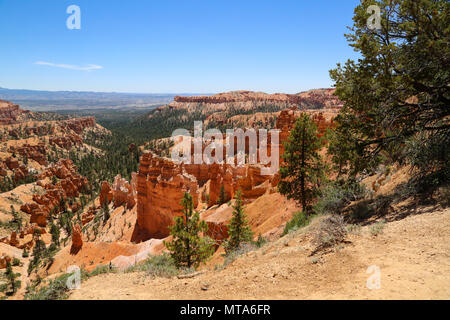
173,88 -> 342,109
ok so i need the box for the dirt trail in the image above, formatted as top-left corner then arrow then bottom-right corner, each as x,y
69,207 -> 450,300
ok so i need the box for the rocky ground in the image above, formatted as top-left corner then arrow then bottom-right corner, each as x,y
69,206 -> 450,300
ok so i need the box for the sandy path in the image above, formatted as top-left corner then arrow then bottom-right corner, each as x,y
69,207 -> 450,300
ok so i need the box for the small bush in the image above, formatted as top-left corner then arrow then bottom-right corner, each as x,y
127,253 -> 179,278
214,264 -> 225,271
25,273 -> 72,300
314,180 -> 367,216
312,215 -> 347,251
253,234 -> 268,248
370,220 -> 386,236
350,200 -> 375,221
282,211 -> 314,236
436,187 -> 450,207
88,265 -> 114,277
0,283 -> 7,293
223,243 -> 257,267
12,258 -> 21,266
346,224 -> 362,235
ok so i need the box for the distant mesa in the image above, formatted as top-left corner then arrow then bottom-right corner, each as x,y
173,88 -> 343,109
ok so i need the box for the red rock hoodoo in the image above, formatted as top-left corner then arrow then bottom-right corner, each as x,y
70,224 -> 83,254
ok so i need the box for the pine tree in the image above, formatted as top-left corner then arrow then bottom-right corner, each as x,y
10,205 -> 22,231
329,0 -> 449,183
217,185 -> 227,205
5,260 -> 21,296
103,203 -> 110,225
49,221 -> 60,248
28,229 -> 45,275
59,211 -> 72,239
59,196 -> 67,213
165,193 -> 214,269
224,190 -> 253,254
278,113 -> 325,213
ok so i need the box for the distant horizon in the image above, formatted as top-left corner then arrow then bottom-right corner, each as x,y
0,86 -> 334,96
0,86 -> 208,96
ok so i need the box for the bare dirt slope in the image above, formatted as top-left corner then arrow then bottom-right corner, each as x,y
69,206 -> 450,300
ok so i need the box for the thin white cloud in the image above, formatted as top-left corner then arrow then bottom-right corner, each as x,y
35,61 -> 103,71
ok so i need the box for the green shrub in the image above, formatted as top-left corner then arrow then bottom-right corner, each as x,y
88,265 -> 114,277
222,243 -> 258,267
282,211 -> 314,236
127,253 -> 179,278
370,220 -> 386,236
0,283 -> 7,293
253,234 -> 267,248
346,224 -> 362,235
25,273 -> 72,300
12,258 -> 21,267
314,180 -> 367,216
350,200 -> 375,221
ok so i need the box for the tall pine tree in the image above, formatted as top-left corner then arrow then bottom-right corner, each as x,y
165,193 -> 214,269
224,190 -> 254,254
278,113 -> 325,213
217,185 -> 227,205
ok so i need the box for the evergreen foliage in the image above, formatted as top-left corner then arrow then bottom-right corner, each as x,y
329,0 -> 449,185
278,113 -> 325,212
224,190 -> 254,254
4,261 -> 21,296
164,193 -> 214,269
217,185 -> 227,206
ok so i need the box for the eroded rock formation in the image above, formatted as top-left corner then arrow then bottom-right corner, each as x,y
9,143 -> 48,165
0,254 -> 11,269
132,151 -> 278,242
133,105 -> 338,243
49,134 -> 83,150
5,157 -> 19,170
21,159 -> 89,227
133,153 -> 199,241
71,224 -> 83,254
0,100 -> 29,125
111,174 -> 136,209
65,117 -> 96,134
100,181 -> 113,206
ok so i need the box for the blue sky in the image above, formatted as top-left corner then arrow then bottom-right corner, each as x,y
0,0 -> 360,93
